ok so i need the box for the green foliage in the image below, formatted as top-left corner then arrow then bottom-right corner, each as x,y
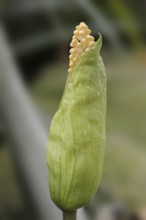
46,36 -> 106,211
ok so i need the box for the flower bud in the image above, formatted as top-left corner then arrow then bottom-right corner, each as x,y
46,23 -> 106,212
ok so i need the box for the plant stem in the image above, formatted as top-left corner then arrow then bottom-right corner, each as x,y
63,210 -> 77,220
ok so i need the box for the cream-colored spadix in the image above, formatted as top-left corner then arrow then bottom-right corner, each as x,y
68,22 -> 95,73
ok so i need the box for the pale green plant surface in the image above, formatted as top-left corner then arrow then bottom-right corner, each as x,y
46,36 -> 106,211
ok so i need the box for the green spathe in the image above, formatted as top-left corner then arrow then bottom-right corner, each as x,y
47,34 -> 106,211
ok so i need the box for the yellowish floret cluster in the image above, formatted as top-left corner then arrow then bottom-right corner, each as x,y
68,22 -> 95,74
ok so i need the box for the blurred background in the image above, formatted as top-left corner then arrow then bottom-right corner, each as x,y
0,0 -> 146,220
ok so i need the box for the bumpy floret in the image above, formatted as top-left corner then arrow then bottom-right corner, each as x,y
68,22 -> 95,74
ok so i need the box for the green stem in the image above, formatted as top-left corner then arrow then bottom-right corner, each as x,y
63,210 -> 77,220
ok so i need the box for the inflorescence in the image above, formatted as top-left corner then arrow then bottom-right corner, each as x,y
68,22 -> 95,74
